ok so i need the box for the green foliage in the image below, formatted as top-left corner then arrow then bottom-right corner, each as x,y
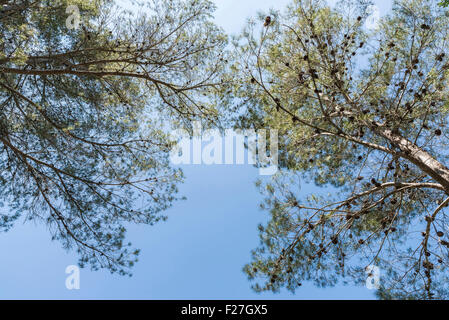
230,0 -> 449,299
0,0 -> 227,275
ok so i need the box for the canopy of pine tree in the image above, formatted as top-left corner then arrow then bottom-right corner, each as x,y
439,0 -> 449,8
229,0 -> 449,299
0,0 -> 227,275
3,0 -> 449,300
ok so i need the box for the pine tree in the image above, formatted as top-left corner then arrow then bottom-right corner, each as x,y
230,0 -> 449,299
0,0 -> 227,275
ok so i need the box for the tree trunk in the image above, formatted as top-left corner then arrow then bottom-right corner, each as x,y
379,128 -> 449,194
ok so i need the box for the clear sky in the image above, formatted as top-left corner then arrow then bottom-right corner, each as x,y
0,0 -> 393,300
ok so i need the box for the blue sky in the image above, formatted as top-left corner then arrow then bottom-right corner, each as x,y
0,0 -> 393,299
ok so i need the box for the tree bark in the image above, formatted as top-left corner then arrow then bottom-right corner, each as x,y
379,128 -> 449,194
